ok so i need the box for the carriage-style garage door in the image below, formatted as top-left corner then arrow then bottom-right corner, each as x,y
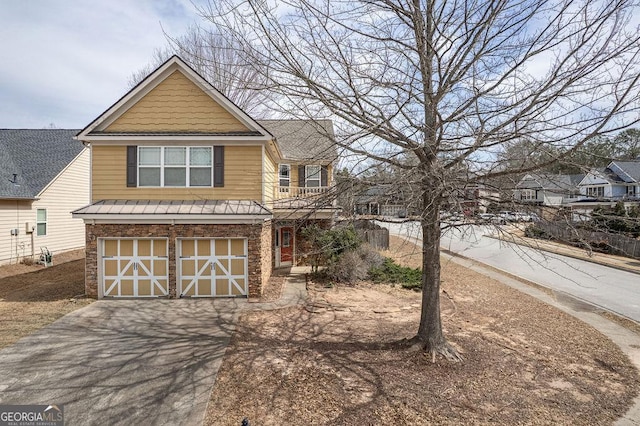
101,239 -> 169,297
178,238 -> 248,297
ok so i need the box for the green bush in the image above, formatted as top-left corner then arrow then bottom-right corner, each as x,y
302,225 -> 362,272
369,258 -> 422,290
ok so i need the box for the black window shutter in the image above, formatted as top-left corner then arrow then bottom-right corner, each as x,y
298,165 -> 305,187
214,146 -> 224,187
126,146 -> 137,187
321,165 -> 328,187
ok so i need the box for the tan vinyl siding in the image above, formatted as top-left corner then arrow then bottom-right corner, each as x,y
290,165 -> 299,188
91,145 -> 263,202
104,70 -> 250,133
263,150 -> 277,207
0,149 -> 90,265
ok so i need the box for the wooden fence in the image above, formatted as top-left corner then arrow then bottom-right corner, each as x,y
534,222 -> 640,259
357,229 -> 389,250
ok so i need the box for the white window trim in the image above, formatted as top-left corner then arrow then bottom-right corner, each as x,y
520,189 -> 536,200
138,146 -> 213,188
586,186 -> 605,197
36,208 -> 47,236
279,164 -> 290,187
305,165 -> 321,187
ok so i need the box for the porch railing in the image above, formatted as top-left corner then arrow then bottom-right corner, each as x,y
277,186 -> 330,198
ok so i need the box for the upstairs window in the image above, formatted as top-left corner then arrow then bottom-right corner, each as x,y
138,146 -> 212,187
279,164 -> 290,187
305,165 -> 321,187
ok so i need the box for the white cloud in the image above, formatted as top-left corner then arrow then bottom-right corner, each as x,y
0,0 -> 202,128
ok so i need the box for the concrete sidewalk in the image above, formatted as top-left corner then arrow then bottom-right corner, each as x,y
493,229 -> 640,275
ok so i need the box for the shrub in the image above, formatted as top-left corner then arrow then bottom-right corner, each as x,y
369,258 -> 422,290
524,225 -> 552,240
324,244 -> 384,284
302,224 -> 362,272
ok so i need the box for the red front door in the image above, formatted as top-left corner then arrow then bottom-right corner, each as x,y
280,227 -> 293,264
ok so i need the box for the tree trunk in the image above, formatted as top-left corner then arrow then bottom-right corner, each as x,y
407,186 -> 462,362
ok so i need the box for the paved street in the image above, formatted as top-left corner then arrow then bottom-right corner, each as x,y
382,221 -> 640,322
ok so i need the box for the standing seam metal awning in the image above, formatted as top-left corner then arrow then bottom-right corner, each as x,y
72,199 -> 272,217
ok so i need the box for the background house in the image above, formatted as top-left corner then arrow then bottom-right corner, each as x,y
514,161 -> 640,221
578,160 -> 640,200
514,173 -> 585,206
0,129 -> 89,265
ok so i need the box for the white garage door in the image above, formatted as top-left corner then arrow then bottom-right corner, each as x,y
178,238 -> 248,297
101,239 -> 169,297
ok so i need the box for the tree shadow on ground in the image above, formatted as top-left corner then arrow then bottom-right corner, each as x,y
0,299 -> 241,425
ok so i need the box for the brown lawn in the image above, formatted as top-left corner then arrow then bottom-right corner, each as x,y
0,250 -> 93,349
205,236 -> 640,425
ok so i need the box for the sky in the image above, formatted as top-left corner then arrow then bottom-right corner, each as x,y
0,0 -> 206,129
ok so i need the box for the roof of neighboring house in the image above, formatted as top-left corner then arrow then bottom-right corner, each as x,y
609,160 -> 640,182
72,200 -> 272,216
0,129 -> 83,200
585,167 -> 626,185
517,173 -> 585,191
258,119 -> 336,163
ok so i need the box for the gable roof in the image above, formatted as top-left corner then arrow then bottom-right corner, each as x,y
517,173 -> 584,192
0,129 -> 83,199
258,119 -> 336,163
76,55 -> 273,141
609,160 -> 640,182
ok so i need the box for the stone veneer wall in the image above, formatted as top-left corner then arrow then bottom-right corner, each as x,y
260,220 -> 273,288
84,222 -> 270,299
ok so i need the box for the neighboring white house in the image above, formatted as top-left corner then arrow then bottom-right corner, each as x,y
578,160 -> 640,200
0,129 -> 89,265
514,173 -> 585,206
514,161 -> 640,221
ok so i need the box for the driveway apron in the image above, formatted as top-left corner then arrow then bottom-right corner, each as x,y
0,299 -> 244,425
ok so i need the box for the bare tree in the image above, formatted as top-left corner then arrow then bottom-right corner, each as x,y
129,26 -> 274,116
200,0 -> 640,360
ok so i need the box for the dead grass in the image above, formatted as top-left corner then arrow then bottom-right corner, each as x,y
0,249 -> 93,349
205,236 -> 639,425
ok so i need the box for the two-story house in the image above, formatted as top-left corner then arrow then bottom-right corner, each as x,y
73,56 -> 337,299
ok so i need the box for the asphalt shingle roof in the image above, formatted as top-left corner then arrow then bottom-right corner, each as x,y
258,119 -> 336,163
610,160 -> 640,182
0,129 -> 83,199
517,173 -> 585,191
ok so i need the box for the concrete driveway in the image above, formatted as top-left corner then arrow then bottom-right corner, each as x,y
0,299 -> 243,425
